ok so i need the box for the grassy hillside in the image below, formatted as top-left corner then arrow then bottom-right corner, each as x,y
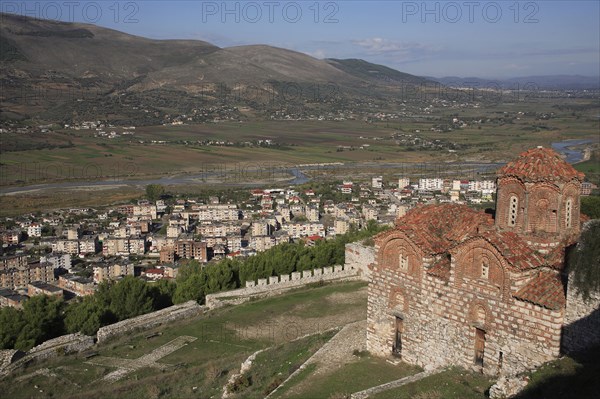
0,281 -> 367,399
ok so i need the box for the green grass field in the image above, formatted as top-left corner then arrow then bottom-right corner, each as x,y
275,356 -> 421,399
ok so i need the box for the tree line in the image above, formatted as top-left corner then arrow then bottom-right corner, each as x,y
0,277 -> 175,351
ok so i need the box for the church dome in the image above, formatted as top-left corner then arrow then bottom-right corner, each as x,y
497,147 -> 584,183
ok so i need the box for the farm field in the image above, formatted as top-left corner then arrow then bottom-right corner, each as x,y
1,98 -> 598,188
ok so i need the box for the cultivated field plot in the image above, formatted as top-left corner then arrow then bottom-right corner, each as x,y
1,98 -> 597,187
0,281 -> 368,399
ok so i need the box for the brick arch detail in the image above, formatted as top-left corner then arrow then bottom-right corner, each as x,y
561,181 -> 581,231
527,183 -> 561,233
468,299 -> 493,330
388,286 -> 409,315
377,232 -> 422,281
496,177 -> 527,230
452,237 -> 511,301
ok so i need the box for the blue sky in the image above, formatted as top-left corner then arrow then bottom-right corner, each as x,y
4,1 -> 599,78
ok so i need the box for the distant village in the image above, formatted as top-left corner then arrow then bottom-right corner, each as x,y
1,175 -> 596,308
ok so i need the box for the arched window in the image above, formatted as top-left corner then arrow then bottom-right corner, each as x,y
481,259 -> 489,279
508,195 -> 518,226
399,253 -> 409,271
565,198 -> 573,228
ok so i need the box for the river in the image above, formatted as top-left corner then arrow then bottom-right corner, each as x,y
0,139 -> 595,195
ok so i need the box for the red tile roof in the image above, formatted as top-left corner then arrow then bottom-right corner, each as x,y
497,147 -> 584,182
427,255 -> 451,281
514,270 -> 566,310
394,204 -> 494,254
479,231 -> 545,271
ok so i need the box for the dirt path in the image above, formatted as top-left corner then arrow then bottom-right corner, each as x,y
277,320 -> 367,398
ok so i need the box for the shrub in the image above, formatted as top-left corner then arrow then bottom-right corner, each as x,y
228,373 -> 252,393
263,377 -> 284,395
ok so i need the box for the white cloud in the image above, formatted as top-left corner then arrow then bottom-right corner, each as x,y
307,49 -> 327,59
504,63 -> 529,71
351,38 -> 433,56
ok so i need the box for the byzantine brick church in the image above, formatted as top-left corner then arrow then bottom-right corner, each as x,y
367,147 -> 592,376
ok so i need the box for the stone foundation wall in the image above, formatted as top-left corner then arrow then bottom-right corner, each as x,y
0,350 -> 22,370
206,265 -> 360,309
0,333 -> 93,378
345,243 -> 375,281
28,333 -> 95,360
562,273 -> 600,354
367,263 -> 562,376
96,300 -> 205,343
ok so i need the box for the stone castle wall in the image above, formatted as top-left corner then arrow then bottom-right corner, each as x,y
0,350 -> 22,370
345,243 -> 375,280
96,300 -> 205,343
206,265 -> 360,309
562,273 -> 600,354
0,333 -> 94,378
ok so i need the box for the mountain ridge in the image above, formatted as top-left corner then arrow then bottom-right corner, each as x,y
0,12 -> 438,123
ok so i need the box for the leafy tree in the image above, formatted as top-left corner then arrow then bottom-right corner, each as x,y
297,254 -> 313,271
0,307 -> 25,349
108,276 -> 154,320
204,261 -> 239,294
14,295 -> 65,351
150,279 -> 177,310
65,296 -> 115,336
174,272 -> 207,304
569,220 -> 600,299
146,184 -> 166,201
581,196 -> 600,219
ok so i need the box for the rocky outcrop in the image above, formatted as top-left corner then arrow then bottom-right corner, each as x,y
489,376 -> 529,399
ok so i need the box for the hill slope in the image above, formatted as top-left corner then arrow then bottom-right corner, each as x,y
0,13 -> 434,124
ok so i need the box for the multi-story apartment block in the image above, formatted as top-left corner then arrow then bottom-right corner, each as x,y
41,254 -> 72,271
194,204 -> 240,221
372,176 -> 383,189
306,206 -> 320,222
398,178 -> 410,189
362,205 -> 379,221
57,274 -> 95,296
196,222 -> 241,238
27,281 -> 63,298
334,218 -> 350,235
175,240 -> 207,262
281,223 -> 325,239
1,256 -> 55,289
93,263 -> 135,283
418,178 -> 444,191
27,223 -> 42,238
0,230 -> 20,245
79,235 -> 99,254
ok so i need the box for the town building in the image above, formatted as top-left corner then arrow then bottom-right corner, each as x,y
93,263 -> 135,283
27,281 -> 63,298
372,176 -> 383,189
0,288 -> 27,308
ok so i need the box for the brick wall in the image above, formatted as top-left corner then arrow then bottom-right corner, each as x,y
367,238 -> 563,376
